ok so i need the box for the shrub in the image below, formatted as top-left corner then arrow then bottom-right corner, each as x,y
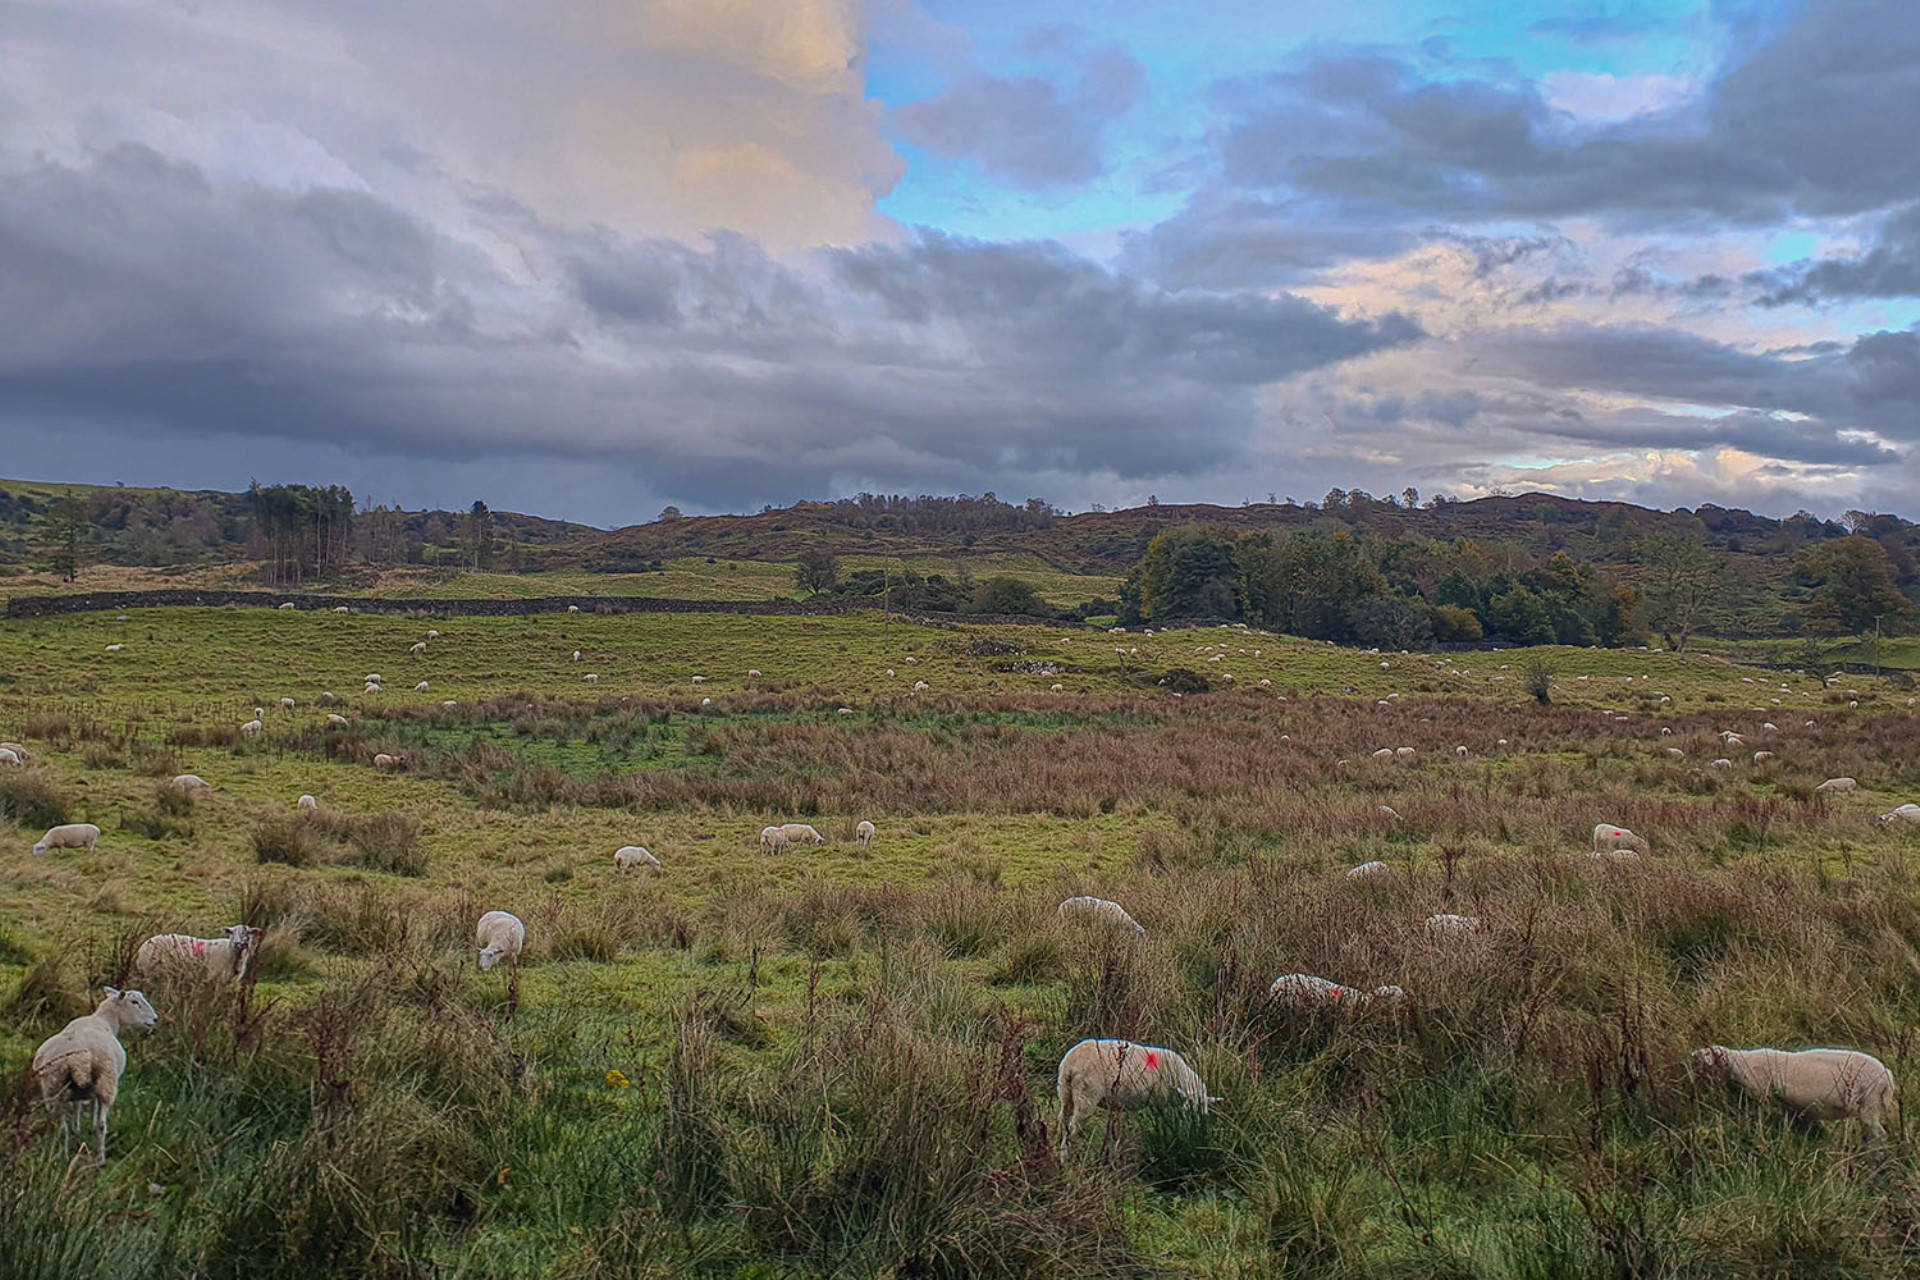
345,812 -> 426,877
1160,668 -> 1211,694
252,816 -> 324,868
0,772 -> 72,831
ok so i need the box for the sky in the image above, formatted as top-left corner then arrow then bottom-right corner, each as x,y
2,0 -> 1919,526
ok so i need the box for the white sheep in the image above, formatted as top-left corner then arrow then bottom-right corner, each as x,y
240,718 -> 264,737
690,675 -> 707,684
1347,860 -> 1391,880
280,697 -> 296,711
837,707 -> 854,715
572,650 -> 583,663
748,669 -> 762,677
759,825 -> 791,855
1815,778 -> 1857,794
1593,823 -> 1650,856
913,680 -> 930,692
32,988 -> 158,1165
298,794 -> 318,811
33,823 -> 101,855
1424,913 -> 1481,937
1711,757 -> 1734,769
364,682 -> 380,692
105,644 -> 123,653
1394,747 -> 1415,760
1055,896 -> 1145,937
415,681 -> 430,692
365,674 -> 383,684
1691,1046 -> 1896,1140
614,844 -> 662,873
568,605 -> 580,613
1379,805 -> 1401,820
855,819 -> 876,849
167,774 -> 212,796
325,713 -> 349,728
1754,751 -> 1776,764
0,748 -> 21,767
279,601 -> 295,610
426,630 -> 440,640
1051,683 -> 1065,693
333,606 -> 350,613
475,910 -> 525,971
1881,804 -> 1920,825
779,823 -> 828,846
136,924 -> 263,984
1666,747 -> 1684,758
584,673 -> 599,685
1268,973 -> 1405,1011
411,642 -> 427,656
254,706 -> 266,720
1371,748 -> 1394,760
373,752 -> 401,773
1055,1039 -> 1217,1155
0,741 -> 29,761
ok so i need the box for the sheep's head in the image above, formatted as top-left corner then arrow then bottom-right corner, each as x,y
226,925 -> 266,977
100,987 -> 159,1031
478,946 -> 505,971
1689,1046 -> 1730,1079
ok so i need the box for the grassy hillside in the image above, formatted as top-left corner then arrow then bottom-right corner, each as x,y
3,605 -> 1920,1275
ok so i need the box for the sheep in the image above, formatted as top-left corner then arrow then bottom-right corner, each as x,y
748,669 -> 762,677
1593,824 -> 1650,856
1268,974 -> 1406,1011
32,987 -> 158,1166
411,642 -> 427,656
442,700 -> 458,709
568,604 -> 580,612
414,681 -> 430,692
475,911 -> 525,971
1690,1046 -> 1896,1141
1454,745 -> 1468,757
325,713 -> 349,728
855,819 -> 876,849
1754,751 -> 1776,764
759,825 -> 791,855
690,675 -> 707,684
1371,748 -> 1394,760
373,752 -> 401,773
1666,747 -> 1685,758
614,844 -> 662,873
136,924 -> 264,984
1055,1039 -> 1216,1155
0,748 -> 20,768
279,601 -> 295,611
1378,805 -> 1401,821
837,707 -> 854,715
1589,847 -> 1638,862
1711,757 -> 1734,769
254,706 -> 266,720
365,674 -> 383,685
33,823 -> 101,855
1815,777 -> 1857,794
167,774 -> 212,796
298,794 -> 318,811
1394,746 -> 1415,760
1424,913 -> 1481,937
913,680 -> 930,692
0,741 -> 29,761
426,630 -> 440,640
1881,804 -> 1920,825
700,697 -> 712,707
1347,860 -> 1391,880
333,606 -> 350,613
240,718 -> 264,737
572,650 -> 583,663
105,644 -> 123,653
584,673 -> 599,685
779,823 -> 827,846
1051,683 -> 1065,693
318,692 -> 336,705
1055,896 -> 1145,937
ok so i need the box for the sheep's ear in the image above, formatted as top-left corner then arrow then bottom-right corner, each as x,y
102,985 -> 120,998
1207,1096 -> 1225,1105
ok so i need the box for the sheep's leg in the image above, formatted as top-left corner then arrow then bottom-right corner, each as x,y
90,1099 -> 108,1165
1057,1082 -> 1077,1158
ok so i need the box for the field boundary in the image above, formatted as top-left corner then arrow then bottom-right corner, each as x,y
1,587 -> 1080,629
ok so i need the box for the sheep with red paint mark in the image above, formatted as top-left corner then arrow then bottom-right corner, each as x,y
1055,1038 -> 1218,1155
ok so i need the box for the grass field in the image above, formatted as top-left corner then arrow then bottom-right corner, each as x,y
3,606 -> 1920,1277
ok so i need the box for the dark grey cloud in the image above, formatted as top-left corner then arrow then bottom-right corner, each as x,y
890,40 -> 1144,188
1752,204 -> 1920,305
0,143 -> 1418,517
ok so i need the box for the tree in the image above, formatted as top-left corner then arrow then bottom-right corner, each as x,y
1347,596 -> 1432,650
467,500 -> 495,570
1123,528 -> 1241,622
658,506 -> 683,522
970,576 -> 1050,617
1485,586 -> 1556,646
46,495 -> 88,582
794,549 -> 838,597
1431,604 -> 1483,641
1795,536 -> 1910,635
1633,533 -> 1727,651
248,482 -> 354,585
1239,531 -> 1385,639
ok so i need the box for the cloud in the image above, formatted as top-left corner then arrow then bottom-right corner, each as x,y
1752,204 -> 1920,305
0,144 -> 1417,517
890,36 -> 1144,188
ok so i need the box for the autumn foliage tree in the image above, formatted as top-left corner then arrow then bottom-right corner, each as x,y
1795,536 -> 1911,635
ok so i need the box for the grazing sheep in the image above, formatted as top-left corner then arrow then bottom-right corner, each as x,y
1056,1040 -> 1216,1155
584,673 -> 598,685
837,707 -> 855,715
1055,896 -> 1145,937
690,675 -> 707,684
568,605 -> 580,613
748,669 -> 762,677
426,630 -> 440,640
1754,751 -> 1776,764
475,911 -> 525,971
1347,860 -> 1391,880
572,650 -> 583,663
32,988 -> 158,1166
1371,748 -> 1394,760
1691,1046 -> 1896,1141
167,774 -> 212,796
1454,745 -> 1468,757
325,714 -> 349,728
136,925 -> 263,984
614,844 -> 662,873
1815,777 -> 1857,794
410,642 -> 427,656
1394,747 -> 1415,760
1379,805 -> 1401,820
779,823 -> 827,845
1881,804 -> 1920,825
364,683 -> 382,695
1424,913 -> 1481,937
415,681 -> 430,692
1589,847 -> 1639,862
1712,758 -> 1734,769
1666,747 -> 1685,758
332,606 -> 350,613
855,819 -> 876,848
0,741 -> 29,761
33,823 -> 101,855
0,748 -> 20,768
365,675 -> 383,685
759,825 -> 791,855
278,602 -> 295,610
254,706 -> 266,720
1268,973 -> 1406,1011
240,719 -> 264,737
1051,683 -> 1065,693
105,644 -> 123,653
373,753 -> 401,773
913,680 -> 930,692
700,697 -> 712,707
298,794 -> 318,811
280,697 -> 297,711
1593,824 -> 1650,856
